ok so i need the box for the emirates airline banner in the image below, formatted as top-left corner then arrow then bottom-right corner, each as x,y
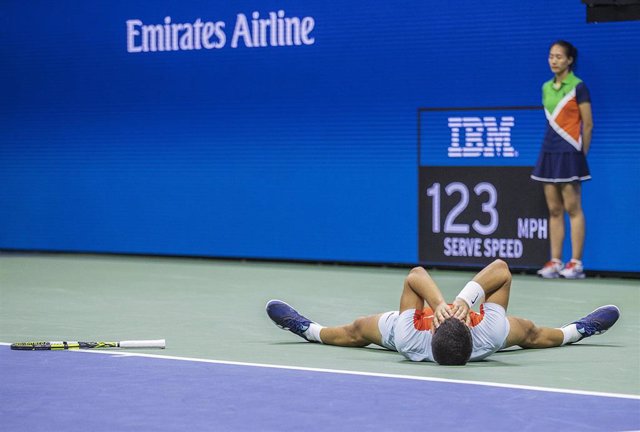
1,1 -> 638,273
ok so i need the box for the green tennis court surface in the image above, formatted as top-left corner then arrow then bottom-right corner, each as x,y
1,253 -> 638,395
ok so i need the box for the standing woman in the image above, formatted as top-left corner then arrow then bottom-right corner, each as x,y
532,40 -> 593,279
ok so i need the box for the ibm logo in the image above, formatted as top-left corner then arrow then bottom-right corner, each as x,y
448,116 -> 517,158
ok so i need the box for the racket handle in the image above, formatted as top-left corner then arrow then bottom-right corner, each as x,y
119,339 -> 166,349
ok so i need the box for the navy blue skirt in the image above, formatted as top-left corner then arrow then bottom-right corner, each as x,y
531,151 -> 591,183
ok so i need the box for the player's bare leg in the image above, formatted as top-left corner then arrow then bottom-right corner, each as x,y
504,304 -> 621,349
319,314 -> 385,347
266,299 -> 386,347
504,316 -> 564,349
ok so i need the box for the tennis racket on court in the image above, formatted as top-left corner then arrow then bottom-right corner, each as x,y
10,339 -> 166,350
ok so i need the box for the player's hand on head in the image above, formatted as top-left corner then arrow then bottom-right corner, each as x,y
433,302 -> 452,329
451,298 -> 470,323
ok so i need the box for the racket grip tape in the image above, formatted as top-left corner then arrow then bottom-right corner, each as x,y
10,341 -> 78,350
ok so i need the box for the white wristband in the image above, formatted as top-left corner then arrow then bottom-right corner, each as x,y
456,281 -> 485,308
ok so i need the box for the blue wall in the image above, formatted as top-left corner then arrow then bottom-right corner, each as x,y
1,1 -> 639,271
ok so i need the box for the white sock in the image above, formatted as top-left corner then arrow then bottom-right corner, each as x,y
303,323 -> 324,343
560,324 -> 581,345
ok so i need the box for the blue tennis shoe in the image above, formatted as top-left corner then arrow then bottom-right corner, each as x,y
571,305 -> 620,341
266,300 -> 312,341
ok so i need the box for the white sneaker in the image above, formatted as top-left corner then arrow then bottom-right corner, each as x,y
560,260 -> 585,279
537,260 -> 563,278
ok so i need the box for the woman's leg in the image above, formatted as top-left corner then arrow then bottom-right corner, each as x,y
561,182 -> 585,261
543,183 -> 565,261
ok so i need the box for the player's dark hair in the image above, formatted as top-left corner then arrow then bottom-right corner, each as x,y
550,40 -> 578,71
431,318 -> 472,366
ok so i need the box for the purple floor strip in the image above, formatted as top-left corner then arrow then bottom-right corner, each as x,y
1,347 -> 638,431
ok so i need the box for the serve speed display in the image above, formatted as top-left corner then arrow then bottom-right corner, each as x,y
418,107 -> 549,269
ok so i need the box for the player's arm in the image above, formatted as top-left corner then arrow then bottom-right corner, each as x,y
451,258 -> 513,322
578,102 -> 593,155
401,267 -> 451,327
454,259 -> 511,316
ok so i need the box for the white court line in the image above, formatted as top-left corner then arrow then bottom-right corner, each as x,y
2,342 -> 638,401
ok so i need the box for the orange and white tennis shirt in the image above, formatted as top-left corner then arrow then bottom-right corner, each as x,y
412,304 -> 485,331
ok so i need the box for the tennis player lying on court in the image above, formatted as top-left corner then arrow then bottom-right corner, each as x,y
266,259 -> 620,365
